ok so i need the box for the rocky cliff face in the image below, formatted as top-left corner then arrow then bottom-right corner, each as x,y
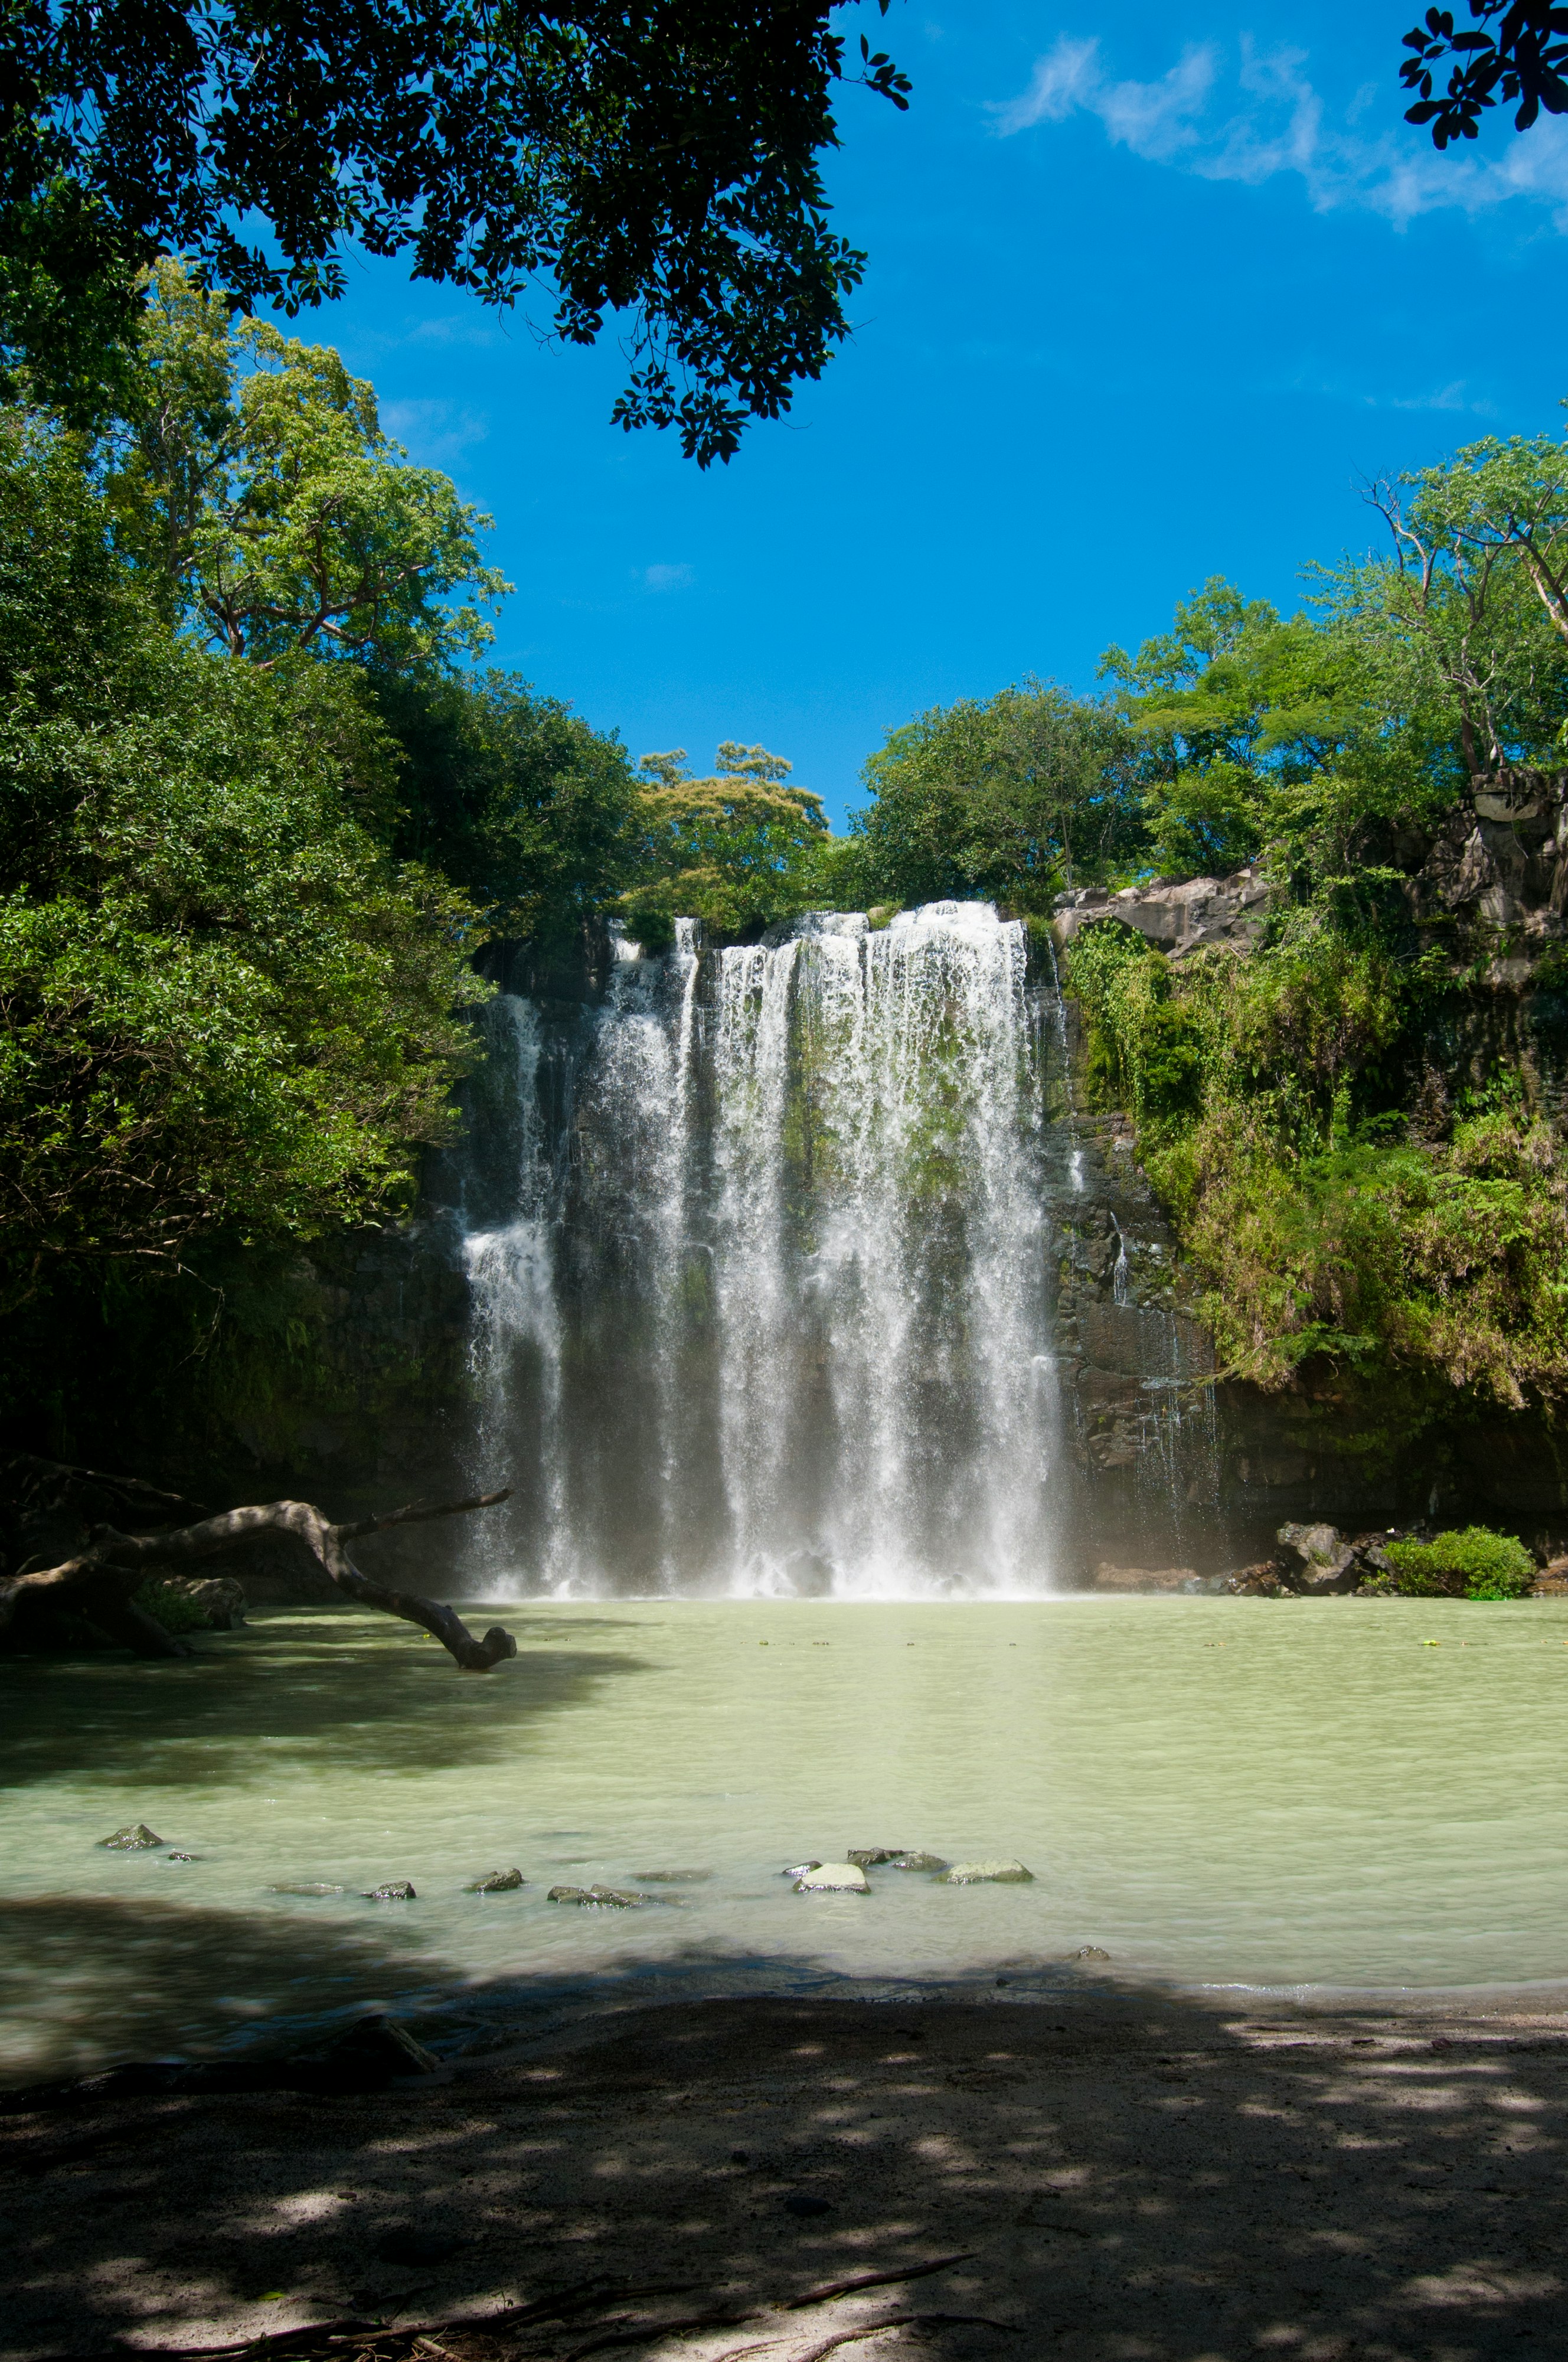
1044,792 -> 1568,1567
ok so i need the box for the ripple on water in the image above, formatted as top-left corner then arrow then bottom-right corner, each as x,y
4,1594 -> 1568,2080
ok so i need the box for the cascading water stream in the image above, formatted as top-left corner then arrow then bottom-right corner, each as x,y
456,902 -> 1069,1597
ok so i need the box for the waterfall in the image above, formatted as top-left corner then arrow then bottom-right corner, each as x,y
456,902 -> 1066,1597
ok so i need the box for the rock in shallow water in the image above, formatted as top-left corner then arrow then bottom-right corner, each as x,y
270,1881 -> 345,1896
633,1868 -> 712,1882
365,1880 -> 417,1901
99,1823 -> 163,1851
886,1851 -> 948,1873
465,1868 -> 525,1892
781,1860 -> 822,1878
793,1862 -> 870,1894
847,1847 -> 908,1867
938,1859 -> 1034,1884
547,1884 -> 648,1907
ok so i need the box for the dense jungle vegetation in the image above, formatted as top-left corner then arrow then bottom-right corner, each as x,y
5,256 -> 1568,1469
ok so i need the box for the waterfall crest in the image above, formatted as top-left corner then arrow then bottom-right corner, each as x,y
459,902 -> 1068,1597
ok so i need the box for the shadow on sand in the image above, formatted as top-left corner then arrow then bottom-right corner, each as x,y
3,1974 -> 1566,2361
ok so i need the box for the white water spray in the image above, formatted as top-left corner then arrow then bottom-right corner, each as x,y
459,903 -> 1067,1596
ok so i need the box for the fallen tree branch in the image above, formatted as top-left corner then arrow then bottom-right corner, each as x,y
0,1490 -> 517,1670
783,2255 -> 977,2311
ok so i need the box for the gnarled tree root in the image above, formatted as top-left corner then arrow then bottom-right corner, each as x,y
0,1489 -> 516,1669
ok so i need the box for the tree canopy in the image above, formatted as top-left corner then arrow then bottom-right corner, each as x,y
0,1 -> 910,461
0,422 -> 488,1315
109,262 -> 509,668
1402,1 -> 1568,144
622,741 -> 829,941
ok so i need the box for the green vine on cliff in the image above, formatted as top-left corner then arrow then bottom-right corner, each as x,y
1067,917 -> 1568,1422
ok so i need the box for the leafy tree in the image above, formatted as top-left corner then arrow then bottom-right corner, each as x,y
376,668 -> 641,940
0,422 -> 486,1313
0,2 -> 910,461
852,680 -> 1136,911
106,261 -> 508,669
1349,422 -> 1568,778
623,741 -> 827,938
1401,2 -> 1568,146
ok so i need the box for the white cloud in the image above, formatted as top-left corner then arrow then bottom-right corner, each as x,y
991,31 -> 1568,232
380,398 -> 489,465
640,562 -> 695,592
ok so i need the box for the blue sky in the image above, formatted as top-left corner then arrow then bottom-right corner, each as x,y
275,4 -> 1568,827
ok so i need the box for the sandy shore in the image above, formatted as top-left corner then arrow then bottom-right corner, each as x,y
4,1987 -> 1566,2361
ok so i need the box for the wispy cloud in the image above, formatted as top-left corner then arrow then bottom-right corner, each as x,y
380,397 -> 489,466
992,31 -> 1568,231
639,562 -> 695,593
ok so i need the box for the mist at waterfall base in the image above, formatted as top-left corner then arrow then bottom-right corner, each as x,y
450,901 -> 1203,1600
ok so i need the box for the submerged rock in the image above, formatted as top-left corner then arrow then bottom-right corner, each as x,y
783,2191 -> 834,2217
99,1823 -> 163,1851
886,1851 -> 948,1873
1087,1564 -> 1198,1594
1069,1944 -> 1112,1961
465,1868 -> 525,1893
793,1862 -> 870,1894
271,1881 -> 345,1896
164,1851 -> 198,1863
782,1860 -> 822,1878
547,1883 -> 648,1907
633,1868 -> 713,1882
365,1880 -> 416,1901
938,1859 -> 1034,1885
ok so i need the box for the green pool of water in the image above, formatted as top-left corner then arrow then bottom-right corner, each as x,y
4,1595 -> 1568,2081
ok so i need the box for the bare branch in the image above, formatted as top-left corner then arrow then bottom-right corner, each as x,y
0,1490 -> 517,1670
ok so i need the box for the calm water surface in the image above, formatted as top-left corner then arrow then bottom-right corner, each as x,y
4,1596 -> 1568,2080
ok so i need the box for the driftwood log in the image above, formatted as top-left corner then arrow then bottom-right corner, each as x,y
0,1470 -> 517,1670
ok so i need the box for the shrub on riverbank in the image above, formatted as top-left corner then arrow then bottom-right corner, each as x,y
1372,1527 -> 1537,1600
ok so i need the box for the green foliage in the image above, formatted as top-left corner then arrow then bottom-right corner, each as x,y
1067,898 -> 1568,1418
106,263 -> 509,670
1,3 -> 910,466
851,680 -> 1138,910
0,421 -> 488,1314
1378,1527 -> 1537,1600
625,742 -> 829,935
133,1580 -> 211,1635
376,670 -> 641,941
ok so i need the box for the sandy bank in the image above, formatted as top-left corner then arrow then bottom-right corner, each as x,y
5,1988 -> 1566,2361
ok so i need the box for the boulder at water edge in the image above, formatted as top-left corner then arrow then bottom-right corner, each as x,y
99,1823 -> 163,1850
465,1868 -> 525,1892
794,1862 -> 870,1894
938,1859 -> 1034,1884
